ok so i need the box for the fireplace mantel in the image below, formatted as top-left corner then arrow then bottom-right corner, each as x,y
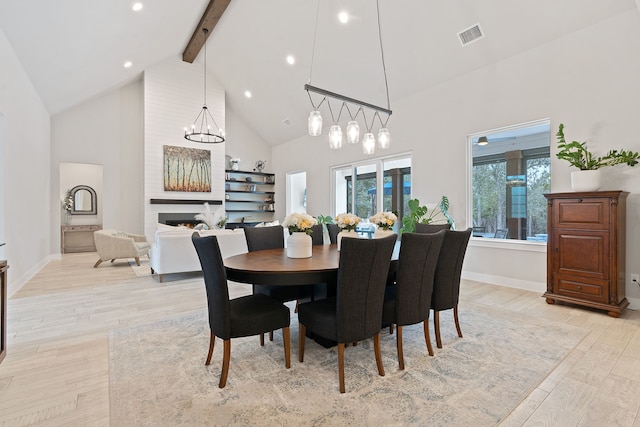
150,199 -> 223,205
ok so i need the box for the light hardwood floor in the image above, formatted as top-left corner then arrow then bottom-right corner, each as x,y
0,252 -> 639,426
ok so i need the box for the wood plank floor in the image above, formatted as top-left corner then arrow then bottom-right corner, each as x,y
0,252 -> 639,426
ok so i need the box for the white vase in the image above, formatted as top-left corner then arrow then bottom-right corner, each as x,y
287,232 -> 312,258
571,170 -> 601,192
337,230 -> 358,251
231,163 -> 239,171
373,229 -> 394,239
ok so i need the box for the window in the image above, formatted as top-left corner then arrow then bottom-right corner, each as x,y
469,120 -> 550,242
332,154 -> 411,225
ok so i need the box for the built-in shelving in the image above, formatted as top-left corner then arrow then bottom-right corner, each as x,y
224,169 -> 275,225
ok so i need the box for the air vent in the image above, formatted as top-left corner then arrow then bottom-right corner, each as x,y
282,118 -> 293,127
458,23 -> 484,46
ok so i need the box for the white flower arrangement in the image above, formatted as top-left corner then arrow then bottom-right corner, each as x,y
370,211 -> 398,231
195,203 -> 227,229
282,213 -> 318,235
335,213 -> 360,231
62,190 -> 73,213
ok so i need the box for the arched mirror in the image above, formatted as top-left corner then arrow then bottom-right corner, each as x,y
70,185 -> 97,215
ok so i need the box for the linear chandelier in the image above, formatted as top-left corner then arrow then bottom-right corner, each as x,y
184,28 -> 225,143
305,0 -> 392,155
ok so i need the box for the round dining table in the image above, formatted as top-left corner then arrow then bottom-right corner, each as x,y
224,244 -> 342,287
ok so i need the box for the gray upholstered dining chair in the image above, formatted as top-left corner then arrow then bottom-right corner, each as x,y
382,231 -> 445,369
310,224 -> 324,246
414,223 -> 451,234
297,235 -> 396,393
326,223 -> 340,244
431,228 -> 472,348
191,233 -> 291,388
243,225 -> 313,344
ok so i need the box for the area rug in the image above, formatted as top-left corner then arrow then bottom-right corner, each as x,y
109,302 -> 587,426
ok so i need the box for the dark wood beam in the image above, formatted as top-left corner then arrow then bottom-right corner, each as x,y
182,0 -> 232,63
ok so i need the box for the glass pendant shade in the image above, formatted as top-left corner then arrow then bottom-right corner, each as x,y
377,128 -> 391,149
362,132 -> 376,155
328,125 -> 343,149
346,120 -> 360,144
308,110 -> 323,136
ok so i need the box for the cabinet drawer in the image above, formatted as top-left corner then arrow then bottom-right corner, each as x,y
554,276 -> 608,303
553,198 -> 610,230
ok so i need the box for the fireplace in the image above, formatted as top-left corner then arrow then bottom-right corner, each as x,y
158,213 -> 200,228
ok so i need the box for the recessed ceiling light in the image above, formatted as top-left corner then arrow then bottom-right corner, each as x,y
286,55 -> 295,65
244,90 -> 252,98
132,3 -> 143,12
123,61 -> 133,68
338,11 -> 349,24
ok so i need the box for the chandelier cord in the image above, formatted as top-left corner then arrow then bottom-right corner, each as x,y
308,0 -> 321,85
203,28 -> 208,106
376,0 -> 391,116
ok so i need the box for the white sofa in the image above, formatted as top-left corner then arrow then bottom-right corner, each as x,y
149,228 -> 248,282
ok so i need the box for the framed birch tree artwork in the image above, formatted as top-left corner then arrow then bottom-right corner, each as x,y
163,145 -> 211,192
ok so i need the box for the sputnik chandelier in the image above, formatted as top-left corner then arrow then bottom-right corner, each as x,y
184,28 -> 225,143
305,0 -> 392,154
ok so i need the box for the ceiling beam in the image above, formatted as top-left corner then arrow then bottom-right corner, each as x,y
182,0 -> 232,63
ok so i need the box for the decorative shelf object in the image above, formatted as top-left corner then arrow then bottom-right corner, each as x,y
225,169 -> 276,220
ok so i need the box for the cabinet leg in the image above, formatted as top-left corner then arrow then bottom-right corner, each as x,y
607,311 -> 620,318
545,298 -> 555,305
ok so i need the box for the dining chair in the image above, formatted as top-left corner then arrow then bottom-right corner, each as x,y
414,223 -> 451,234
297,234 -> 396,393
310,224 -> 324,245
326,223 -> 340,244
382,231 -> 445,369
191,233 -> 291,388
243,225 -> 313,344
432,228 -> 472,348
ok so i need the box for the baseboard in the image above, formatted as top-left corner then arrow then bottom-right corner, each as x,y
626,296 -> 640,311
7,255 -> 57,298
462,271 -> 546,294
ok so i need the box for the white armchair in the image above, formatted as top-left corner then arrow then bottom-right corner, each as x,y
93,229 -> 151,268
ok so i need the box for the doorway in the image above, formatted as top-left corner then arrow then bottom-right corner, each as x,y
286,171 -> 307,215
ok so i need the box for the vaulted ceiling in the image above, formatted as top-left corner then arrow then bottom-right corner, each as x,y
0,0 -> 637,146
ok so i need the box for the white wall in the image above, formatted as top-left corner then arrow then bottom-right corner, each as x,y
0,26 -> 52,296
272,9 -> 640,308
51,79 -> 144,251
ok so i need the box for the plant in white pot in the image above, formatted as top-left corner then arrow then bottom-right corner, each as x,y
556,123 -> 639,191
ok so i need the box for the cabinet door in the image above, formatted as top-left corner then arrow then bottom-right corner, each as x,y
553,198 -> 610,230
552,230 -> 609,280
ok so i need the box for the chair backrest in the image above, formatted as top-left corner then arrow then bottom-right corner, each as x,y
393,231 -> 445,325
191,233 -> 232,339
310,224 -> 324,245
494,229 -> 508,239
244,225 -> 285,252
415,223 -> 451,234
432,228 -> 472,311
327,223 -> 340,244
335,235 -> 396,343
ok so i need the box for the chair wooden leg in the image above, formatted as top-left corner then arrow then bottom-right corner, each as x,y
396,326 -> 405,370
374,333 -> 385,377
93,259 -> 103,268
260,333 -> 265,347
298,324 -> 306,362
338,343 -> 346,393
294,300 -> 299,313
282,326 -> 291,368
111,259 -> 115,263
135,257 -> 141,266
269,331 -> 274,341
205,331 -> 215,365
434,311 -> 442,349
219,339 -> 231,388
454,304 -> 463,338
423,320 -> 434,356
389,323 -> 394,334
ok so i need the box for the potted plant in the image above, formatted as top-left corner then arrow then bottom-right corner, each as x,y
401,196 -> 454,234
556,123 -> 639,191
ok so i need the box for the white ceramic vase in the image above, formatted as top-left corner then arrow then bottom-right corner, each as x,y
373,228 -> 394,239
287,232 -> 312,258
337,229 -> 358,251
571,170 -> 601,192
